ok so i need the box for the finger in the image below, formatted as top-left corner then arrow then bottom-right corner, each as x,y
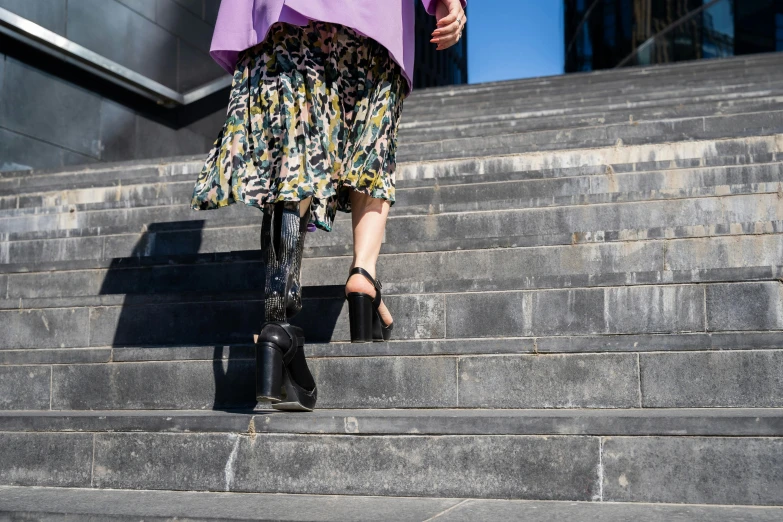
436,34 -> 460,50
432,27 -> 462,44
432,18 -> 462,37
431,30 -> 460,46
436,9 -> 459,27
436,13 -> 456,26
433,19 -> 463,44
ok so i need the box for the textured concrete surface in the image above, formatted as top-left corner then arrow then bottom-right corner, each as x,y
2,408 -> 782,436
0,486 -> 461,521
438,499 -> 783,521
457,353 -> 639,408
0,347 -> 111,365
707,282 -> 783,331
50,356 -> 458,410
0,308 -> 90,350
86,433 -> 598,499
309,356 -> 458,408
0,433 -> 93,487
229,434 -> 600,499
32,347 -> 783,410
641,351 -> 783,407
51,359 -> 257,410
5,161 -> 783,232
445,285 -> 704,338
92,432 -> 239,491
2,425 -> 783,504
3,486 -> 783,521
0,365 -> 50,409
86,432 -> 600,499
602,436 -> 783,505
2,235 -> 783,296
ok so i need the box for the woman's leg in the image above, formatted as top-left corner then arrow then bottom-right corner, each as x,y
253,196 -> 312,345
345,190 -> 393,325
299,197 -> 312,218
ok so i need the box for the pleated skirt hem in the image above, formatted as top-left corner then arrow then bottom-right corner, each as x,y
190,20 -> 406,233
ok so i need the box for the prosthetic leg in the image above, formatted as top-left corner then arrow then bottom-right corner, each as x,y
255,202 -> 317,411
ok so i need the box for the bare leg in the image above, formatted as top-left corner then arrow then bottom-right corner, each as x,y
345,190 -> 393,325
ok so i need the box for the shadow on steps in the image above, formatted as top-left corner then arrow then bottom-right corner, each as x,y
97,220 -> 342,410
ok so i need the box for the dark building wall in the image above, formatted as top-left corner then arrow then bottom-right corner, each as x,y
0,0 -> 468,173
565,0 -> 783,73
413,1 -> 468,89
0,0 -> 226,172
734,0 -> 776,54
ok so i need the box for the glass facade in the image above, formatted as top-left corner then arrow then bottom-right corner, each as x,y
413,1 -> 468,89
565,0 -> 783,72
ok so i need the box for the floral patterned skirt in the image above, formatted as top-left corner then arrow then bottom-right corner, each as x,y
191,20 -> 407,232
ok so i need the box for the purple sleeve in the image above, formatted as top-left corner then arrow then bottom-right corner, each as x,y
421,0 -> 467,16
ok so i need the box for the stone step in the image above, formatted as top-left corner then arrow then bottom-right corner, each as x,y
2,158 -> 781,237
403,67 -> 783,115
402,106 -> 783,155
4,52 -> 783,514
0,160 -> 202,197
0,410 -> 781,505
397,110 -> 783,162
3,234 -> 782,298
402,89 -> 783,129
1,277 -> 781,349
3,127 -> 777,226
5,330 -> 783,365
1,408 -> 781,436
405,53 -> 783,106
2,133 -> 778,204
3,190 -> 781,266
403,78 -> 783,120
411,51 -> 783,89
2,487 -> 782,521
1,149 -> 777,224
400,95 -> 783,141
3,344 -> 783,409
0,113 -> 777,204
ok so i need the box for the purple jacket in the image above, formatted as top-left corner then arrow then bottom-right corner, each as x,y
209,0 -> 465,92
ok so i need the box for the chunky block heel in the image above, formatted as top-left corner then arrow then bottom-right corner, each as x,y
345,267 -> 394,343
255,321 -> 314,407
255,342 -> 283,402
347,293 -> 374,342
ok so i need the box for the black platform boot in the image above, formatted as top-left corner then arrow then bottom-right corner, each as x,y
255,202 -> 317,411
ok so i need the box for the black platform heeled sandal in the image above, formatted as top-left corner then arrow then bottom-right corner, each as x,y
345,267 -> 394,343
256,321 -> 317,411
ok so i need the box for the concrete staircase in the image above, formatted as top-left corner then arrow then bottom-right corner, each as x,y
2,53 -> 783,520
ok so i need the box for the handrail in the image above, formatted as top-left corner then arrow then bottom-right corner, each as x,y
0,7 -> 231,108
614,0 -> 726,68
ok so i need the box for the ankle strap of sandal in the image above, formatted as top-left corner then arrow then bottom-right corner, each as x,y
346,267 -> 382,305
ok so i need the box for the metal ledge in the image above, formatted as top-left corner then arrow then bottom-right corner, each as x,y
0,7 -> 231,108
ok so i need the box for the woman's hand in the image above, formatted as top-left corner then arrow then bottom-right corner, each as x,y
431,0 -> 466,51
